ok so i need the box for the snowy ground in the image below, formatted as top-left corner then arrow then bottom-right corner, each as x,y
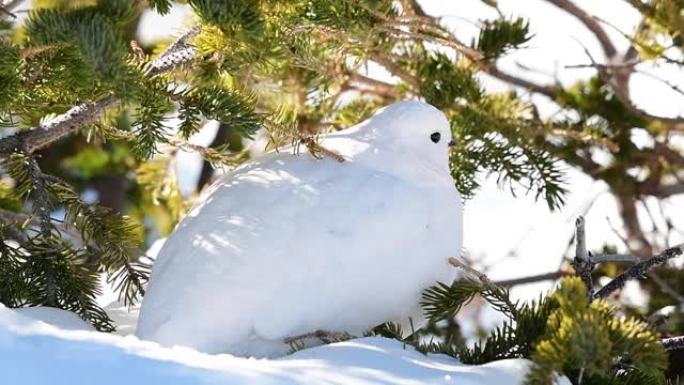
1,305 -> 569,385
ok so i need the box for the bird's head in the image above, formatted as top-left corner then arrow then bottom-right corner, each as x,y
362,100 -> 455,174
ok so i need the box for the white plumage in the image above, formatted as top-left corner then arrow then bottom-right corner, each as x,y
136,101 -> 463,357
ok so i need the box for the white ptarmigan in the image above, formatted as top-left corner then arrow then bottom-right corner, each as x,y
136,101 -> 463,357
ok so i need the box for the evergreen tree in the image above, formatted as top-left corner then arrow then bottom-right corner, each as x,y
1,0 -> 684,383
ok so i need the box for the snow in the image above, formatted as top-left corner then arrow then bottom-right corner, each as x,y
0,306 -> 569,385
137,101 -> 463,357
11,306 -> 95,331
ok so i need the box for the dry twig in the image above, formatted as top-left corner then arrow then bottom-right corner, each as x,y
593,243 -> 684,299
448,256 -> 492,285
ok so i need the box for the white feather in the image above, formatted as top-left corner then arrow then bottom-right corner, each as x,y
137,101 -> 463,357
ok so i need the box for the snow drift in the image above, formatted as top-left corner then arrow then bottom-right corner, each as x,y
0,306 -> 569,385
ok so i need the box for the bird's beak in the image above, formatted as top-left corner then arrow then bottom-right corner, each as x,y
448,139 -> 457,147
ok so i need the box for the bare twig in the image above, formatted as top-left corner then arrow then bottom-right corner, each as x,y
588,16 -> 684,130
663,336 -> 684,351
590,254 -> 639,264
0,0 -> 23,19
0,6 -> 14,19
448,256 -> 492,285
593,243 -> 684,299
603,211 -> 683,304
565,60 -> 640,70
648,271 -> 684,304
483,65 -> 558,98
573,216 -> 595,297
347,72 -> 400,99
634,68 -> 684,98
495,270 -> 570,287
296,136 -> 346,163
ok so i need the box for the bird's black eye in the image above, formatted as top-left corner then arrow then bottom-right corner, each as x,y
430,132 -> 441,144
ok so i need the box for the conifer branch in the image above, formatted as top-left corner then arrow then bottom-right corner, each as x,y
144,26 -> 200,77
0,95 -> 118,157
25,156 -> 52,237
593,243 -> 684,299
409,1 -> 684,129
0,207 -> 105,259
0,208 -> 29,242
0,26 -> 201,159
25,154 -> 57,306
144,47 -> 196,77
159,25 -> 200,57
145,25 -> 201,77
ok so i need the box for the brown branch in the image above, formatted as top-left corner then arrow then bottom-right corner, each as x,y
645,183 -> 684,198
484,64 -> 558,98
347,72 -> 400,99
623,18 -> 648,63
369,52 -> 419,90
402,0 -> 429,18
586,16 -> 684,129
543,0 -> 617,58
366,1 -> 684,133
399,17 -> 560,99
